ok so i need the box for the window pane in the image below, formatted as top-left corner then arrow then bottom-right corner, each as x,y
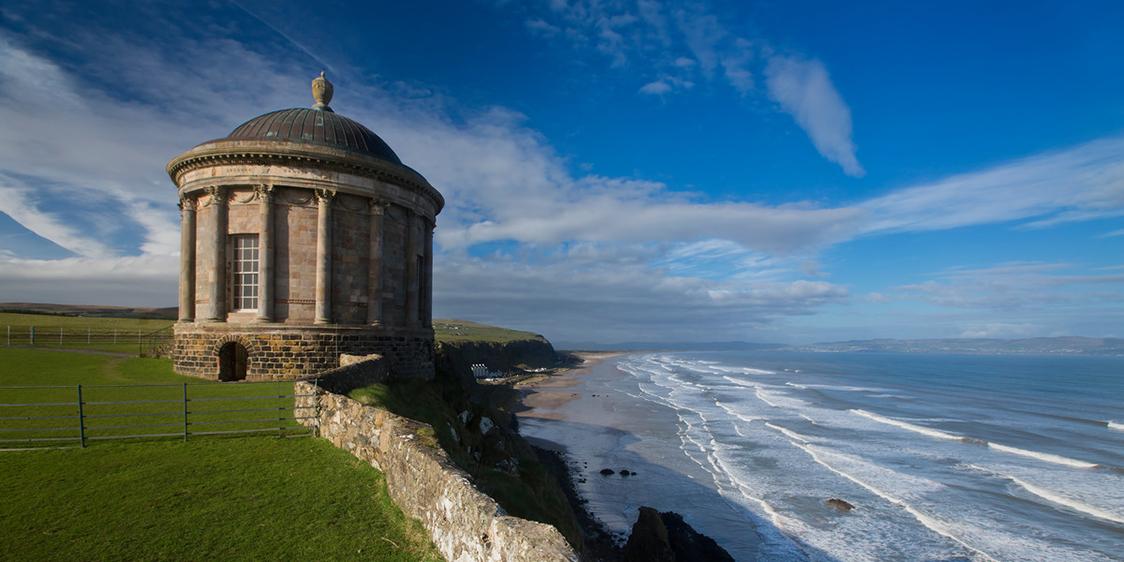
230,234 -> 260,311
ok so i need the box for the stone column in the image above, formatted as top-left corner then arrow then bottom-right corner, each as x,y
423,218 -> 434,327
177,196 -> 196,322
367,199 -> 386,325
315,189 -> 334,325
205,186 -> 227,322
255,184 -> 274,323
405,209 -> 419,327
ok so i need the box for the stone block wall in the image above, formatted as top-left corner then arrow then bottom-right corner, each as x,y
295,377 -> 576,562
173,323 -> 434,381
275,192 -> 318,323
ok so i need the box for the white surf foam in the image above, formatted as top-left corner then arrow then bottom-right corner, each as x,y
792,444 -> 997,562
851,409 -> 963,441
1107,421 -> 1124,432
722,375 -> 756,388
986,443 -> 1098,469
786,382 -> 887,393
755,387 -> 781,408
765,422 -> 815,443
1010,476 -> 1124,525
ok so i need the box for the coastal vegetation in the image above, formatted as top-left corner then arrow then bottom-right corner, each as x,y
349,377 -> 584,548
433,318 -> 547,344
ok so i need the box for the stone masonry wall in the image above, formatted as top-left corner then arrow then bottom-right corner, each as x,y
295,376 -> 576,562
173,324 -> 434,381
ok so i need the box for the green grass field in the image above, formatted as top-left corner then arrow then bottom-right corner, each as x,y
0,349 -> 304,447
0,348 -> 442,561
0,312 -> 173,353
433,319 -> 544,343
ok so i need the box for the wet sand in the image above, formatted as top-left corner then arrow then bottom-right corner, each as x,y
516,352 -> 624,420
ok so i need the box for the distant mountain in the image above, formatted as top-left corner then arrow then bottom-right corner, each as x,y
556,341 -> 784,352
795,337 -> 1124,355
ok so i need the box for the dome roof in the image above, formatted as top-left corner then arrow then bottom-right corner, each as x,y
226,107 -> 402,165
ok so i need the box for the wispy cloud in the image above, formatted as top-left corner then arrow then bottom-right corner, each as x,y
764,56 -> 863,177
1,5 -> 1122,341
510,1 -> 861,175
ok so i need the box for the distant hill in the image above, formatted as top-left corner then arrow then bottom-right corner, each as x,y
432,319 -> 547,344
795,337 -> 1124,355
0,303 -> 178,320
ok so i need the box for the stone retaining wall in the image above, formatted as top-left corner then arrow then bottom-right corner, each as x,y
295,366 -> 576,562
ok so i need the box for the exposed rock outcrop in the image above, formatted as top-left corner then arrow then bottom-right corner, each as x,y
622,507 -> 734,562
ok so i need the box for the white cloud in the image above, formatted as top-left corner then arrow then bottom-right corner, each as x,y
511,2 -> 861,174
859,137 -> 1124,233
638,79 -> 673,95
2,7 -> 1123,341
764,55 -> 863,177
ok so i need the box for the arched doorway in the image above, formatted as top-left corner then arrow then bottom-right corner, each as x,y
218,342 -> 249,381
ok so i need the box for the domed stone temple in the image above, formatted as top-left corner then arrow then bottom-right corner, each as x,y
167,73 -> 443,381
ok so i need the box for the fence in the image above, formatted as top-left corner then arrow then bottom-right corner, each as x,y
0,380 -> 318,450
3,324 -> 174,356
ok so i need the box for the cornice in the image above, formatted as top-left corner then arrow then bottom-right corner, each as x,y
166,140 -> 445,213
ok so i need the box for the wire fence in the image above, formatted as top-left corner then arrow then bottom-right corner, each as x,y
2,324 -> 174,356
0,380 -> 318,451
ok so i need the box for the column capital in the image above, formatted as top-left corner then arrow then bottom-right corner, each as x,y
368,198 -> 389,215
178,196 -> 196,212
315,188 -> 336,203
253,183 -> 275,200
204,185 -> 227,206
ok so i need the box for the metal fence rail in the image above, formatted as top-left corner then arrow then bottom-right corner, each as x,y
3,324 -> 174,356
0,381 -> 318,450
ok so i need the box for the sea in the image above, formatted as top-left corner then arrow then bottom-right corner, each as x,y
518,351 -> 1124,561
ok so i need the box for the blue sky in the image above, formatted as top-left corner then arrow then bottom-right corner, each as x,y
0,0 -> 1122,344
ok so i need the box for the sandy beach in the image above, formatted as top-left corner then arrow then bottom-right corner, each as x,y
515,351 -> 624,420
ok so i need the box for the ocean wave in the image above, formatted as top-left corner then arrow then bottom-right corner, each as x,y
755,387 -> 782,408
765,422 -> 815,443
1010,476 -> 1124,525
785,382 -> 888,393
722,375 -> 756,388
963,464 -> 1124,526
1108,421 -> 1124,432
851,409 -> 963,441
789,444 -> 996,561
985,443 -> 1099,469
852,409 -> 1103,469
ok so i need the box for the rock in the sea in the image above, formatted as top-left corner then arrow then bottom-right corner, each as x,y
623,506 -> 734,562
620,469 -> 632,476
600,468 -> 615,476
826,498 -> 855,512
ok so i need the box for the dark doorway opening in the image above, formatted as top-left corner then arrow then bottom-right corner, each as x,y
218,342 -> 249,382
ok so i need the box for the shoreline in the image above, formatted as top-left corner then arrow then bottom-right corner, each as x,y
513,351 -> 625,421
512,351 -> 630,558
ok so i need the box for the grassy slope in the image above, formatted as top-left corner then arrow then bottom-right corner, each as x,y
0,312 -> 174,353
433,319 -> 544,343
0,349 -> 441,561
0,312 -> 173,331
0,438 -> 440,561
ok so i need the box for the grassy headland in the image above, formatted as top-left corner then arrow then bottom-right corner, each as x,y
0,347 -> 440,561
